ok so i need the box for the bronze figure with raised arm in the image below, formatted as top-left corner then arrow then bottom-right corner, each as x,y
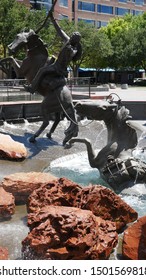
25,12 -> 82,93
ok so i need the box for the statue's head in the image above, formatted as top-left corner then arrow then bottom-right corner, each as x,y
70,32 -> 81,45
8,29 -> 38,54
75,100 -> 118,121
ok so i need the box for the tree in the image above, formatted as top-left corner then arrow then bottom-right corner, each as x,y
102,15 -> 133,70
85,29 -> 113,70
125,13 -> 146,71
103,13 -> 146,72
53,19 -> 109,77
44,19 -> 100,77
0,0 -> 29,57
0,0 -> 48,58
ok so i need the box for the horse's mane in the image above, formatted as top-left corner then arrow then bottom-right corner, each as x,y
27,32 -> 48,57
117,106 -> 132,122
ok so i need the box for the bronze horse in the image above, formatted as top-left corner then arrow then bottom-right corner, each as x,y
70,99 -> 146,191
0,29 -> 78,145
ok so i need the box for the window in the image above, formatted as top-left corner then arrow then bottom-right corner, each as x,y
30,0 -> 52,10
30,0 -> 52,11
119,0 -> 127,3
78,1 -> 95,12
115,7 -> 130,16
97,21 -> 108,28
59,14 -> 68,19
132,10 -> 143,15
72,0 -> 74,12
78,18 -> 95,26
135,0 -> 144,5
100,21 -> 108,27
59,0 -> 68,7
97,5 -> 113,14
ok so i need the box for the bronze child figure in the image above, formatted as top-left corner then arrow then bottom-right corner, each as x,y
25,12 -> 82,93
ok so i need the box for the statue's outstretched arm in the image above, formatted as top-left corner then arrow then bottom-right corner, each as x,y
50,13 -> 70,42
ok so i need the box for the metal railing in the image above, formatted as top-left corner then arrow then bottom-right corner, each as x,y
0,77 -> 97,102
0,79 -> 42,102
67,77 -> 94,98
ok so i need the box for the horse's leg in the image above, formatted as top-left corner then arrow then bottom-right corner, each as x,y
29,98 -> 49,142
46,112 -> 61,139
29,119 -> 49,142
62,105 -> 78,146
0,57 -> 21,77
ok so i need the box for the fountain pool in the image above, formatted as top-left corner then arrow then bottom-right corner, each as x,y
48,150 -> 146,218
0,119 -> 146,259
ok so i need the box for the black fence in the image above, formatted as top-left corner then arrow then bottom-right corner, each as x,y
0,78 -> 95,102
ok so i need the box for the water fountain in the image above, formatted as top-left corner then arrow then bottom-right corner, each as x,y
0,2 -> 146,258
0,119 -> 104,259
0,117 -> 146,259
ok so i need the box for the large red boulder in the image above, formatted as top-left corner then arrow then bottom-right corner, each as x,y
0,133 -> 27,160
122,216 -> 146,260
28,177 -> 82,214
27,178 -> 137,232
75,185 -> 138,232
22,205 -> 118,260
0,247 -> 9,260
0,187 -> 15,218
0,172 -> 57,204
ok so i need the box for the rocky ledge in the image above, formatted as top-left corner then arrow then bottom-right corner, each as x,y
22,205 -> 118,260
21,177 -> 138,260
0,133 -> 27,160
0,187 -> 15,218
0,172 -> 57,204
122,215 -> 146,260
27,177 -> 138,232
0,173 -> 139,260
0,247 -> 9,260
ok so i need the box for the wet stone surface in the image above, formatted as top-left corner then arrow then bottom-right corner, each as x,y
0,119 -> 145,260
0,120 -> 106,180
0,119 -> 106,259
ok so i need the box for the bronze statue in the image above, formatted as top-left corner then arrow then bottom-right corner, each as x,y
69,98 -> 146,191
0,10 -> 81,145
25,12 -> 82,94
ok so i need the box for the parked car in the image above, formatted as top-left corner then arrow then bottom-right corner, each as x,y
133,78 -> 146,86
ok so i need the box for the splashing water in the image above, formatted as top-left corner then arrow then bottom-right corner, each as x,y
0,120 -> 146,259
48,149 -> 146,218
0,205 -> 28,259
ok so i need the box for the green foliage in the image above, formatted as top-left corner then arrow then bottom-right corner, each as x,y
0,0 -> 46,58
2,1 -> 146,74
52,19 -> 113,74
85,29 -> 113,69
102,13 -> 146,71
0,0 -> 29,57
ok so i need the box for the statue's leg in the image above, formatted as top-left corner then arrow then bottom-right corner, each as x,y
46,112 -> 61,139
62,105 -> 78,146
29,119 -> 49,142
31,68 -> 46,90
26,66 -> 49,93
29,62 -> 56,93
29,98 -> 50,142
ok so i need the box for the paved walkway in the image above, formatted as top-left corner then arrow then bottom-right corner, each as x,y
72,85 -> 146,102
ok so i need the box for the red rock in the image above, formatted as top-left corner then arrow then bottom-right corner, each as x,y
27,178 -> 137,232
0,187 -> 15,217
0,133 -> 27,160
122,216 -> 146,260
0,172 -> 57,204
28,177 -> 82,213
22,205 -> 118,260
75,185 -> 138,232
0,247 -> 9,260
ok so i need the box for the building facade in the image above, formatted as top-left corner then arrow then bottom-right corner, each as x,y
28,0 -> 146,27
17,0 -> 30,6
